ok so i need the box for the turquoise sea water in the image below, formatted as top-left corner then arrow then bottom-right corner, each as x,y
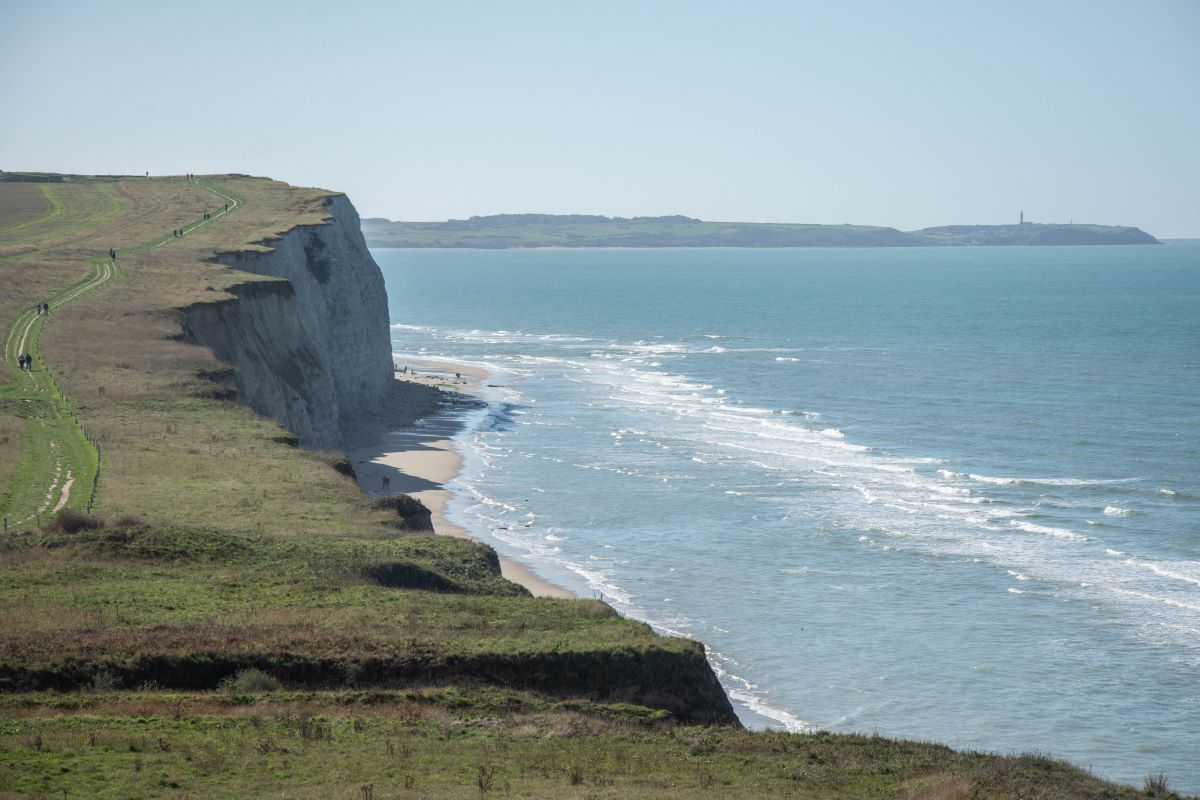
374,243 -> 1200,790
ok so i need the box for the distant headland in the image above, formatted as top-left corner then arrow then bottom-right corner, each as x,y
361,213 -> 1160,249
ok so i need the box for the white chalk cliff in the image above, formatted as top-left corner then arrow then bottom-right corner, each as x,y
182,194 -> 395,450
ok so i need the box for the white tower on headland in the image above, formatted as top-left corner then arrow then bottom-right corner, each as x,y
1020,210 -> 1024,224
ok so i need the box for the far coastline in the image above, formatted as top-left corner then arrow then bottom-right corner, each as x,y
362,213 -> 1161,249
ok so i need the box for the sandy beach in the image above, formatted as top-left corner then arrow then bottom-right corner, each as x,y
349,358 -> 573,599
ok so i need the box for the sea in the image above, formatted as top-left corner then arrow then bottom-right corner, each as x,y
373,242 -> 1200,791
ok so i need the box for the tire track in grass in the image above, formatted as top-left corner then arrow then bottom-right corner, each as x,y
1,179 -> 243,528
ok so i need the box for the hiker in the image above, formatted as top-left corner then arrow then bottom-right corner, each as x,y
17,354 -> 25,370
382,475 -> 391,491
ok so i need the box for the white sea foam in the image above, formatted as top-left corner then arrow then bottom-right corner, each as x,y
1008,519 -> 1086,541
1126,558 -> 1200,588
407,314 -> 1200,751
775,356 -> 800,362
1103,506 -> 1131,516
970,473 -> 1138,487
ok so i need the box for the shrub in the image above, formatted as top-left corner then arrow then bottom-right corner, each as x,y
55,508 -> 105,533
219,668 -> 281,693
1145,772 -> 1170,796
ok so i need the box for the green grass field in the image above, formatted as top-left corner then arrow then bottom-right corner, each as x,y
0,174 -> 1185,798
1,694 -> 1163,800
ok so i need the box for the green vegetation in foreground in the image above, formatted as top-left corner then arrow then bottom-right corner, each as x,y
0,175 -> 1182,798
0,690 -> 1184,800
361,213 -> 1160,248
0,518 -> 738,724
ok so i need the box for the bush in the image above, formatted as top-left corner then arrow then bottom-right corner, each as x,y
1144,772 -> 1170,796
219,668 -> 281,693
55,508 -> 105,533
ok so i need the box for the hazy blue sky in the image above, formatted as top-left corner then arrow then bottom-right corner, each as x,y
3,1 -> 1198,235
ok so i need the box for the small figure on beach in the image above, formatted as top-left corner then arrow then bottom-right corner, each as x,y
455,372 -> 461,380
382,475 -> 391,492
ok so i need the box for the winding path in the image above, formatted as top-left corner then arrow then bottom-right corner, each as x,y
2,178 -> 242,526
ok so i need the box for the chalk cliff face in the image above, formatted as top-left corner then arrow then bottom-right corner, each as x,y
182,194 -> 394,451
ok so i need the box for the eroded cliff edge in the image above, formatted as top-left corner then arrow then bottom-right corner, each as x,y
172,186 -> 739,726
182,194 -> 396,451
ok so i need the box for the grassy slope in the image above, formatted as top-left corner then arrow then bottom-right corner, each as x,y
0,693 -> 1166,800
0,176 -> 1184,798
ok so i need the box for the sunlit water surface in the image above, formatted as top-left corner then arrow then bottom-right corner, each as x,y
374,243 -> 1200,790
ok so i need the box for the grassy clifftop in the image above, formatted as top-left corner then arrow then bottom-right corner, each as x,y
0,174 -> 1184,798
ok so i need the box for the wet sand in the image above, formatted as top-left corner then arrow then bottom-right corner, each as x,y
350,359 -> 573,599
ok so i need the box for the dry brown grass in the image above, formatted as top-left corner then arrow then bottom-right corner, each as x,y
0,183 -> 48,229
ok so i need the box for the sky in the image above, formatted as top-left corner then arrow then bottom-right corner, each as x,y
2,0 -> 1198,235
